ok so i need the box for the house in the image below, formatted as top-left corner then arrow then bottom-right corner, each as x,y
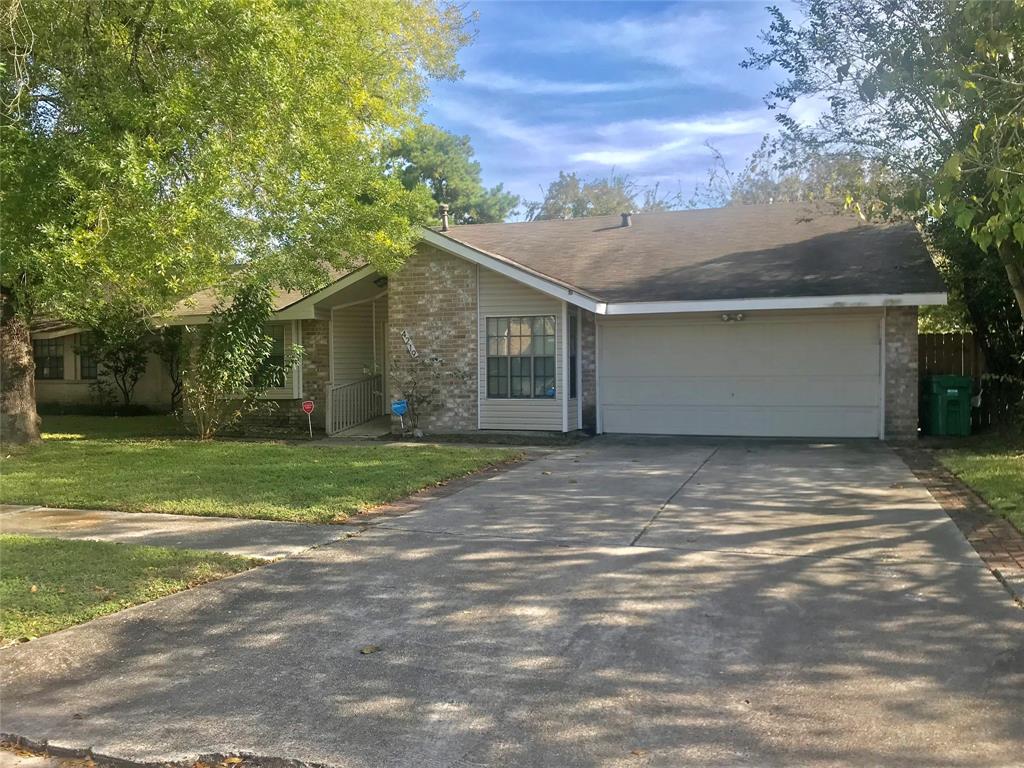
33,203 -> 947,439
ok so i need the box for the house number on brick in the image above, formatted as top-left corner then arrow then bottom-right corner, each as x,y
400,329 -> 419,359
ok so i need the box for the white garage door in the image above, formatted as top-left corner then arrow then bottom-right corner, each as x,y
599,313 -> 882,437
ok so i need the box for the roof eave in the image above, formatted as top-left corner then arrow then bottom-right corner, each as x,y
601,292 -> 947,316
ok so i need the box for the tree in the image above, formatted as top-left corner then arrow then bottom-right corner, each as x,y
180,282 -> 300,440
1,0 -> 468,442
387,123 -> 519,224
525,171 -> 684,220
743,0 -> 1024,324
686,139 -> 887,209
77,302 -> 152,408
152,326 -> 185,412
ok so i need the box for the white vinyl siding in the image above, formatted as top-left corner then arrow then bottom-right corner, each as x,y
331,296 -> 388,413
598,310 -> 882,437
478,269 -> 564,430
332,303 -> 375,385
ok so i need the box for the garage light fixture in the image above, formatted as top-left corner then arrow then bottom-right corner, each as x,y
720,312 -> 745,322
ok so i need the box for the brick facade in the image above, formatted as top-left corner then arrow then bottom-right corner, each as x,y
884,306 -> 919,439
580,309 -> 597,432
388,244 -> 478,434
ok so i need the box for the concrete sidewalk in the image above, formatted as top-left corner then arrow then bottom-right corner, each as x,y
0,506 -> 347,559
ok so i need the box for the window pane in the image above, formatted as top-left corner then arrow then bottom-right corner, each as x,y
543,336 -> 555,355
487,318 -> 497,337
534,356 -> 556,397
496,318 -> 509,337
510,356 -> 531,397
80,354 -> 98,380
487,357 -> 508,398
543,316 -> 556,335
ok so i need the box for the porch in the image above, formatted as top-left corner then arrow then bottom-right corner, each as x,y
306,270 -> 390,436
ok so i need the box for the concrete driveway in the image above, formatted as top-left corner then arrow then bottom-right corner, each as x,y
2,439 -> 1022,767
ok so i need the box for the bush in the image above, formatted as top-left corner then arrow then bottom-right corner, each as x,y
180,283 -> 301,440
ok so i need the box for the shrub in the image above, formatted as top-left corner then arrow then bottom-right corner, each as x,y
180,283 -> 301,440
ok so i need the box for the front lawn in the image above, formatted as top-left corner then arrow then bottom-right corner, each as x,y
0,535 -> 260,643
938,437 -> 1024,533
1,417 -> 520,522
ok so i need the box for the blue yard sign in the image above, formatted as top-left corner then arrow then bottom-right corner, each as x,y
391,399 -> 408,430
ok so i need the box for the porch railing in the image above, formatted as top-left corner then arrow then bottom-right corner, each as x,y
327,374 -> 383,435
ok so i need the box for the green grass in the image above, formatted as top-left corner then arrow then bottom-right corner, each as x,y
938,437 -> 1024,533
36,413 -> 183,439
1,416 -> 520,522
0,534 -> 260,642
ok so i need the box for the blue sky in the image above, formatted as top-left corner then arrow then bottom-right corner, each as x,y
424,0 -> 812,212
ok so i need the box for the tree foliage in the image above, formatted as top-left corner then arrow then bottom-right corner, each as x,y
78,302 -> 152,407
687,139 -> 889,209
387,123 -> 519,224
180,283 -> 300,440
525,171 -> 684,221
1,0 -> 468,323
0,0 -> 467,442
743,0 -> 1024,325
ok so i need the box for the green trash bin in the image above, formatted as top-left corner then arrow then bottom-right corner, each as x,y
921,375 -> 972,436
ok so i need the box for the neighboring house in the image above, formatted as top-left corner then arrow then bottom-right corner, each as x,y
33,203 -> 947,439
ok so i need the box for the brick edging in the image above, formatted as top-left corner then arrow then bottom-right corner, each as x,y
894,446 -> 1024,606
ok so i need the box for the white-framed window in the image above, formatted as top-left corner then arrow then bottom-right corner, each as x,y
77,333 -> 98,380
33,338 -> 64,380
252,324 -> 287,388
486,316 -> 556,399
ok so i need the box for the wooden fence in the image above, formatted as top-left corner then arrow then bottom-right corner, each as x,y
918,333 -> 1019,430
918,333 -> 986,378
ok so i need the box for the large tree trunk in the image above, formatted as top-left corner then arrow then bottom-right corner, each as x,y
1,289 -> 41,446
998,240 -> 1024,323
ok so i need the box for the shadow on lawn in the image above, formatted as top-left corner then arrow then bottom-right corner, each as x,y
1,440 -> 1022,766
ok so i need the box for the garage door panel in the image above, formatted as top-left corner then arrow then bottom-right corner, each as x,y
600,374 -> 880,408
601,327 -> 880,378
599,314 -> 881,437
601,404 -> 880,438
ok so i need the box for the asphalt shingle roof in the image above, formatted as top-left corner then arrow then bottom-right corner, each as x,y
438,203 -> 945,303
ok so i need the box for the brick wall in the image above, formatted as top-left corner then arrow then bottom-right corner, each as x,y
885,306 -> 919,439
388,244 -> 478,433
580,309 -> 597,432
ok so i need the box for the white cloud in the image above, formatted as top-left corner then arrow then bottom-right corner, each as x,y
571,113 -> 772,166
460,69 -> 681,96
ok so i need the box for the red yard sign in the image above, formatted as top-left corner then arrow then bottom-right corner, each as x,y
301,400 -> 314,438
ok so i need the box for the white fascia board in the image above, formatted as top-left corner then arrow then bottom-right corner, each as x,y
601,292 -> 948,315
419,228 -> 601,313
274,265 -> 378,320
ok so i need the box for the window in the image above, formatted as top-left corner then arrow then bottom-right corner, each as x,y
486,316 -> 556,399
78,334 -> 98,380
33,338 -> 64,380
252,325 -> 287,388
265,324 -> 287,387
569,312 -> 578,399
